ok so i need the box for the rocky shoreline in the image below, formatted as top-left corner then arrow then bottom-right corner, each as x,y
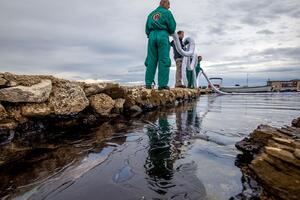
0,72 -> 200,147
235,117 -> 300,200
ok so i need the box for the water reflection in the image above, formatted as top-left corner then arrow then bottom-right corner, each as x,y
144,105 -> 207,199
0,121 -> 134,199
1,94 -> 299,200
145,115 -> 174,195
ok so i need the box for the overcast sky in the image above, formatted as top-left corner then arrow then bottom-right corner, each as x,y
0,0 -> 299,86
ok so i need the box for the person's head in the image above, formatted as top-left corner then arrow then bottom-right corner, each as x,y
160,0 -> 170,9
177,31 -> 184,39
198,56 -> 202,62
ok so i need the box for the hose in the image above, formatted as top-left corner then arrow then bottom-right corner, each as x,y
172,34 -> 217,91
201,70 -> 228,95
171,34 -> 271,95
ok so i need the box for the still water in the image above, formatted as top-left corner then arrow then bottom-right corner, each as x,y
1,93 -> 300,200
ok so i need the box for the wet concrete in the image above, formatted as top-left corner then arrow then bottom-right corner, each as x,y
1,93 -> 300,200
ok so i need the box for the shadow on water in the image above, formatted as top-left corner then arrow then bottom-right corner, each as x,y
1,93 -> 300,200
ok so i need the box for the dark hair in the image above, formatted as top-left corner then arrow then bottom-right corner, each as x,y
198,56 -> 202,61
177,30 -> 184,35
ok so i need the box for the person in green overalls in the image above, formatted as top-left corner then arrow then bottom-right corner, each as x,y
186,56 -> 203,88
145,0 -> 176,90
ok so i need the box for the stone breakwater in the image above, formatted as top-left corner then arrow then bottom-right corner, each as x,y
0,72 -> 200,145
235,117 -> 300,200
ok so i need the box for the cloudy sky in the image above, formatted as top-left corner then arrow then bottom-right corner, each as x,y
0,0 -> 299,86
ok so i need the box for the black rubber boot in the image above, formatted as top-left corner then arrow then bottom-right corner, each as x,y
158,86 -> 170,90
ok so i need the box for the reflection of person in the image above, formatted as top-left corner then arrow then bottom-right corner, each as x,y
175,103 -> 201,141
145,116 -> 173,183
186,56 -> 203,88
144,0 -> 176,90
144,106 -> 206,198
170,31 -> 188,88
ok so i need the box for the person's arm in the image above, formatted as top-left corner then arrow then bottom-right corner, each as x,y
166,11 -> 176,34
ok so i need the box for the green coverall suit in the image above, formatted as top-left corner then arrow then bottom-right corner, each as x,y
145,6 -> 176,88
186,62 -> 202,88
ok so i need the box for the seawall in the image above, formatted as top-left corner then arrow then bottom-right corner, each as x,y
0,72 -> 200,146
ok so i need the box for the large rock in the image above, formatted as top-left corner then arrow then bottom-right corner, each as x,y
21,103 -> 52,117
124,87 -> 150,109
150,89 -> 176,106
83,82 -> 120,97
0,119 -> 17,130
292,117 -> 300,128
0,72 -> 54,86
5,105 -> 28,123
0,79 -> 52,103
124,87 -> 199,110
49,81 -> 89,115
0,77 -> 8,86
89,93 -> 115,116
103,85 -> 127,99
113,98 -> 125,114
0,104 -> 8,120
236,119 -> 300,200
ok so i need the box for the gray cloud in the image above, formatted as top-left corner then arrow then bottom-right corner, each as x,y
256,29 -> 274,35
0,0 -> 299,85
249,47 -> 300,60
207,25 -> 227,35
232,0 -> 300,26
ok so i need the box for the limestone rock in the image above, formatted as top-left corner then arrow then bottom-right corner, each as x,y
294,149 -> 300,159
151,90 -> 176,106
84,82 -> 119,97
251,152 -> 300,200
103,85 -> 127,99
114,98 -> 125,114
124,87 -> 151,109
292,117 -> 300,128
0,104 -> 8,120
0,79 -> 52,103
1,72 -> 55,86
0,120 -> 17,144
89,93 -> 115,115
0,77 -> 8,86
5,106 -> 28,123
236,117 -> 300,200
21,103 -> 52,117
123,87 -> 199,110
49,81 -> 89,115
129,105 -> 143,114
265,147 -> 300,167
6,81 -> 17,87
0,119 -> 17,130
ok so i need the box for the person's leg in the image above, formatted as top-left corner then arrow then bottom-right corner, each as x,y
175,59 -> 182,87
194,67 -> 202,88
186,69 -> 193,88
157,32 -> 171,88
145,33 -> 158,88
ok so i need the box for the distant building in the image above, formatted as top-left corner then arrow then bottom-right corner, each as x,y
267,79 -> 300,92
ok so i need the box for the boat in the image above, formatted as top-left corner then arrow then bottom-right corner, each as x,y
208,77 -> 223,89
207,77 -> 272,93
220,85 -> 272,93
